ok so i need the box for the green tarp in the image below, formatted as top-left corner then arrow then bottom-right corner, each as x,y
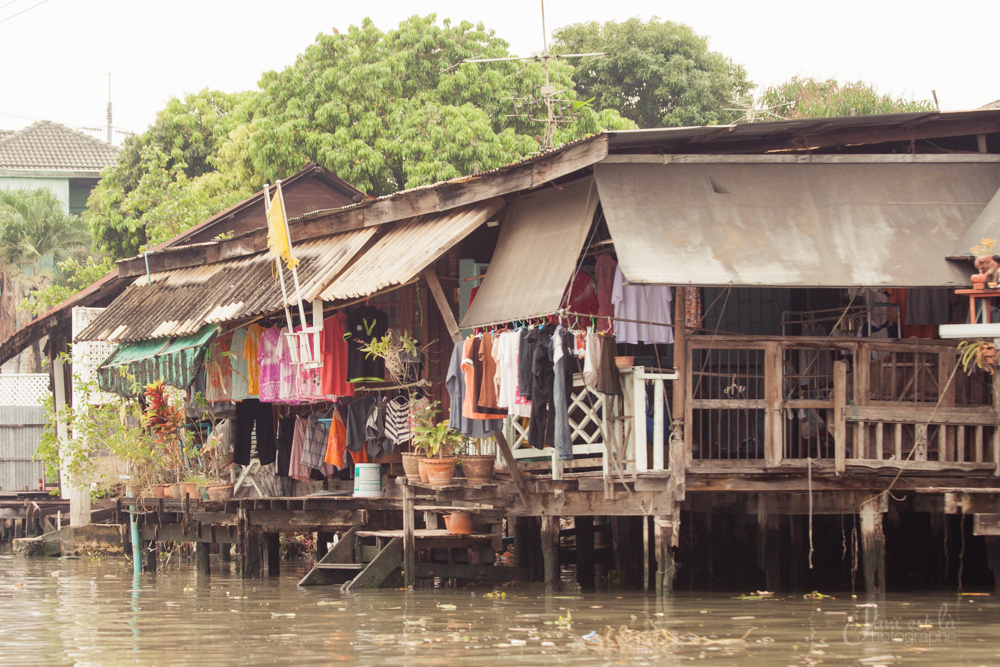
97,324 -> 218,397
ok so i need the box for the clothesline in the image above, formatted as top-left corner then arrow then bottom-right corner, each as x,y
352,379 -> 431,393
466,308 -> 676,332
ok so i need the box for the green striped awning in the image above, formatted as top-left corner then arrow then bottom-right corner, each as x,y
97,324 -> 218,397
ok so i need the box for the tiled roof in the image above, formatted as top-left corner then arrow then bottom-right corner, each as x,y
0,120 -> 119,171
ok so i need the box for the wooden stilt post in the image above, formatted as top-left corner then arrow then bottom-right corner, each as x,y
144,542 -> 158,573
513,516 -> 530,570
643,515 -> 651,592
576,515 -> 595,591
653,516 -> 676,597
238,508 -> 262,579
859,498 -> 886,597
220,543 -> 231,563
196,542 -> 211,576
316,532 -> 332,560
757,494 -> 781,592
265,534 -> 281,577
402,480 -> 416,589
541,515 -> 560,594
789,515 -> 803,590
985,536 -> 1000,594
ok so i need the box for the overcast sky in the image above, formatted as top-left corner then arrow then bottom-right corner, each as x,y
1,0 -> 995,144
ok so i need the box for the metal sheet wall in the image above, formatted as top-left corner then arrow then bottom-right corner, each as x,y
0,405 -> 45,491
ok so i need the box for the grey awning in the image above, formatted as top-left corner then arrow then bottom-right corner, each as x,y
595,162 -> 1000,287
461,178 -> 600,328
949,185 -> 1000,259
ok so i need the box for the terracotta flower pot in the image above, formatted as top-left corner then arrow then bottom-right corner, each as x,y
170,483 -> 185,499
972,273 -> 988,290
446,511 -> 474,535
183,481 -> 198,499
421,458 -> 457,486
460,455 -> 495,484
401,453 -> 423,482
417,458 -> 430,483
152,483 -> 170,499
205,483 -> 234,501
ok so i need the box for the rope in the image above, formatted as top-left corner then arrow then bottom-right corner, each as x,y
807,457 -> 814,569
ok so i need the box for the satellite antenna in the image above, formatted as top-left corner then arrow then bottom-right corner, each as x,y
461,0 -> 607,150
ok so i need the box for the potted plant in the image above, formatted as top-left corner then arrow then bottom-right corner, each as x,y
970,237 -> 1000,289
411,401 -> 463,485
358,330 -> 430,385
459,444 -> 495,484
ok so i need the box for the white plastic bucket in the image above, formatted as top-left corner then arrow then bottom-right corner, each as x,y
353,463 -> 383,498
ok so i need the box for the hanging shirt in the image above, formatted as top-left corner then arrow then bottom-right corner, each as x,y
324,410 -> 348,469
294,324 -> 328,403
244,323 -> 264,396
276,327 -> 301,404
595,253 -> 617,333
257,327 -> 282,403
287,416 -> 312,483
320,312 -> 354,397
230,328 -> 251,401
343,305 -> 389,383
611,265 -> 674,345
477,331 -> 501,410
204,332 -> 234,402
494,330 -> 531,418
446,340 -> 502,438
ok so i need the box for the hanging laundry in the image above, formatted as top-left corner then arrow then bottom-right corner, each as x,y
230,328 -> 251,401
244,323 -> 264,396
320,311 -> 354,397
446,341 -> 502,438
345,399 -> 372,454
344,305 -> 389,383
324,409 -> 348,469
257,326 -> 282,403
611,265 -> 674,345
477,331 -> 501,410
384,395 -> 411,447
300,412 -> 335,476
527,323 -> 557,448
464,337 -> 506,418
234,399 -> 276,466
287,416 -> 312,483
594,253 -> 617,333
204,332 -> 235,403
275,415 -> 296,477
494,330 -> 531,419
276,327 -> 302,404
551,324 -> 574,461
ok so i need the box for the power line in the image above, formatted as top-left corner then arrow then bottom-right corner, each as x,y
0,0 -> 49,26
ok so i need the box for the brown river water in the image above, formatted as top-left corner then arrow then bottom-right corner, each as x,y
1,553 -> 998,666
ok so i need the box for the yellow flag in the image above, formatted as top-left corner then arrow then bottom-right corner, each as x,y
267,184 -> 299,270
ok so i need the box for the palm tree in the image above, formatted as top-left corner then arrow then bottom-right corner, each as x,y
0,189 -> 92,371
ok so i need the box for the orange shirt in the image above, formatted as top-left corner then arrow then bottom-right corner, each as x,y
244,323 -> 264,395
324,411 -> 347,468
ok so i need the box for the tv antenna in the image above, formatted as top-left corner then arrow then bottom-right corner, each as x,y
461,1 -> 606,151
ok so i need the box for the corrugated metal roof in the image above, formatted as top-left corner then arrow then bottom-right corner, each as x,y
76,228 -> 376,342
320,199 -> 504,301
75,201 -> 501,343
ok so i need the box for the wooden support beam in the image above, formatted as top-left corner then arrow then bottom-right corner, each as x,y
653,516 -> 677,597
985,536 -> 1000,594
493,431 -> 531,506
196,542 -> 211,575
238,508 -> 263,579
576,515 -> 595,591
859,499 -> 886,597
757,495 -> 781,592
833,361 -> 847,475
401,481 -> 416,589
265,534 -> 281,576
973,514 -> 1000,536
144,541 -> 157,573
540,515 -> 560,594
421,267 -> 462,344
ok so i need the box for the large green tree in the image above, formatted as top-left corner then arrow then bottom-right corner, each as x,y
88,89 -> 250,259
225,14 -> 634,195
552,18 -> 753,128
753,77 -> 935,121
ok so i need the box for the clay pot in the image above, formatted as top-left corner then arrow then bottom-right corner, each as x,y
421,458 -> 457,486
446,511 -> 474,535
205,483 -> 234,501
152,483 -> 170,499
170,482 -> 185,499
971,273 -> 988,290
460,455 -> 495,484
401,453 -> 423,482
183,481 -> 198,500
418,458 -> 430,483
614,355 -> 635,369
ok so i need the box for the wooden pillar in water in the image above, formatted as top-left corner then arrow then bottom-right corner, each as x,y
195,542 -> 211,575
757,494 -> 781,592
985,536 -> 1000,594
788,515 -> 803,590
317,532 -> 333,560
401,480 -> 416,589
541,515 -> 560,593
144,541 -> 157,572
220,543 -> 231,562
654,516 -> 677,597
265,534 -> 281,576
859,499 -> 886,596
576,516 -> 595,590
238,508 -> 263,578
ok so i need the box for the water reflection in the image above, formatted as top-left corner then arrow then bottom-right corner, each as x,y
0,554 -> 996,665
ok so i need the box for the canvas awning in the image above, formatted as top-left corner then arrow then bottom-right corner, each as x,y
461,178 -> 600,328
595,162 -> 1000,287
97,324 -> 218,397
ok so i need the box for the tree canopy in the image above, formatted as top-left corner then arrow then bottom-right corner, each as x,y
753,77 -> 935,121
552,18 -> 753,128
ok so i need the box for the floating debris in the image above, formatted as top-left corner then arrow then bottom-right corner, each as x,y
570,620 -> 756,654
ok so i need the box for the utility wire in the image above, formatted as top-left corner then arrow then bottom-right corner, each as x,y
0,0 -> 23,12
0,0 -> 49,26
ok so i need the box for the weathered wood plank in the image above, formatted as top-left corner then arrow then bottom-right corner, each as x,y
493,431 -> 530,506
342,537 -> 403,592
248,509 -> 367,531
834,361 -> 847,475
973,514 -> 1000,536
421,267 -> 461,343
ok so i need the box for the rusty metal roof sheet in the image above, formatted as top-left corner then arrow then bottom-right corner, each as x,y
75,201 -> 503,342
76,228 -> 376,342
319,199 -> 504,301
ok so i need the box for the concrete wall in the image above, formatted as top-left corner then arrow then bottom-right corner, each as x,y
0,176 -> 70,212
